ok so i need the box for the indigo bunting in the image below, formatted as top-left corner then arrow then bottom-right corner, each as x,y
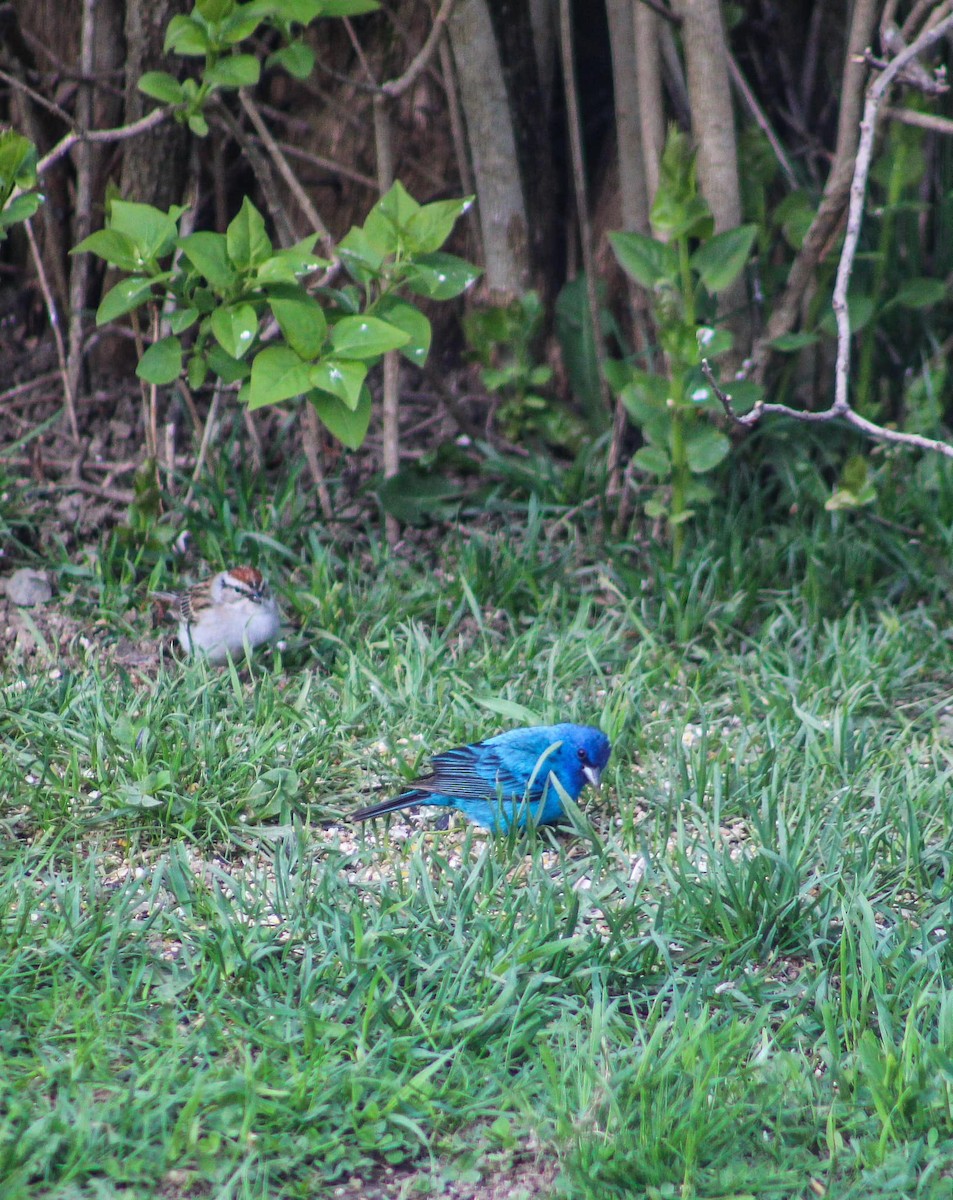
350,723 -> 611,831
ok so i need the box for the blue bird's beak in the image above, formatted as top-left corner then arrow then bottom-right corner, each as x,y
582,765 -> 602,790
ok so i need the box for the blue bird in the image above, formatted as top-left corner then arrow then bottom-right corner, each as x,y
349,723 -> 611,832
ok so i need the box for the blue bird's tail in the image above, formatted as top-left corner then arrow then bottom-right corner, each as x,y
348,790 -> 427,822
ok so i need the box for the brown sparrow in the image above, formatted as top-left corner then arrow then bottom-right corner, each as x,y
154,566 -> 281,663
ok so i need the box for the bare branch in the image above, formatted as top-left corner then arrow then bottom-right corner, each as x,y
23,218 -> 75,439
702,10 -> 953,463
727,52 -> 798,190
35,107 -> 169,176
748,0 -> 879,384
884,104 -> 953,133
381,0 -> 457,98
702,361 -> 953,459
832,13 -> 953,416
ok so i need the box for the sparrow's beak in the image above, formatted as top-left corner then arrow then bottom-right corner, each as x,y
582,765 -> 602,790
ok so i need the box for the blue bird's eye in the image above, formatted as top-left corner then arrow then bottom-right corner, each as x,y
577,747 -> 588,763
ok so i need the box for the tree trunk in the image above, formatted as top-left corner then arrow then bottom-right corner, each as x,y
634,2 -> 664,207
676,0 -> 748,352
448,0 -> 531,298
119,0 -> 191,209
605,0 -> 649,235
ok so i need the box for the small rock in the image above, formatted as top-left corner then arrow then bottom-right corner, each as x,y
5,568 -> 53,606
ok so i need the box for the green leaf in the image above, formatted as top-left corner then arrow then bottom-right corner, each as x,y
370,180 -> 420,230
272,0 -> 325,21
96,276 -> 157,324
608,230 -> 676,288
404,253 -> 482,300
108,200 -> 182,260
266,41 -> 315,79
197,0 -> 234,20
188,112 -> 210,138
321,0 -> 380,13
187,353 -> 208,389
603,358 -> 633,394
72,228 -> 143,272
690,225 -> 757,293
178,231 -> 236,290
220,8 -> 263,43
137,336 -> 183,385
650,127 -> 714,240
769,332 -> 819,352
210,303 -> 259,359
205,54 -> 261,89
695,326 -> 733,359
248,345 -> 312,409
164,14 -> 210,55
819,294 -> 876,336
361,182 -> 421,255
169,306 -> 199,334
0,129 -> 37,190
894,277 -> 946,309
633,445 -> 671,477
206,342 -> 250,384
269,285 -> 327,358
555,276 -> 608,431
255,237 -> 326,283
137,71 -> 185,105
376,299 -> 431,366
309,358 -> 367,408
375,468 -> 463,524
405,196 -> 474,254
331,315 -> 410,359
0,192 -> 41,231
310,385 -> 372,448
644,494 -> 669,519
620,370 -> 671,445
826,456 -> 877,510
683,424 -> 731,473
653,191 -> 713,242
226,197 -> 272,270
338,226 -> 388,282
719,379 -> 763,415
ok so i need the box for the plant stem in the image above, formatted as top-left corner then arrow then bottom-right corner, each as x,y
669,231 -> 695,562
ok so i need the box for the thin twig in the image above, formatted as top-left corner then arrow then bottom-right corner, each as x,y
212,106 -> 298,248
373,87 -> 401,547
727,52 -> 798,189
301,402 -> 334,521
0,67 -> 75,125
237,90 -> 331,244
182,385 -> 223,509
0,371 -> 61,406
883,104 -> 953,134
23,218 -> 75,438
381,0 -> 457,98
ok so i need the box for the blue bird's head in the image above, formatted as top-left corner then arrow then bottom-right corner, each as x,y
542,723 -> 612,800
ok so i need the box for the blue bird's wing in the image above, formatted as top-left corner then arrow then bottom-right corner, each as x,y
411,742 -> 546,803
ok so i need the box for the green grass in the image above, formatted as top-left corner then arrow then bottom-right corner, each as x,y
4,447 -> 953,1197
